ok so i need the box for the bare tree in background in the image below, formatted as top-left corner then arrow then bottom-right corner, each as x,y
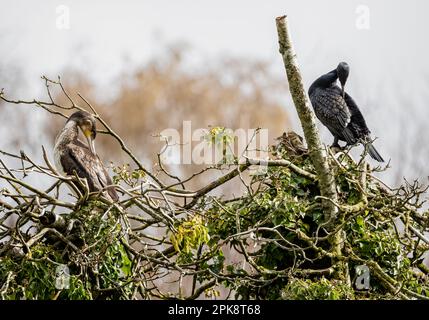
43,47 -> 290,192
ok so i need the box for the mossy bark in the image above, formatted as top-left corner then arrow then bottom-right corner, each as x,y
275,15 -> 338,225
275,15 -> 347,281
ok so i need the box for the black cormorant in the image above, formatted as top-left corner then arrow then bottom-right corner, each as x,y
54,110 -> 119,201
308,62 -> 384,162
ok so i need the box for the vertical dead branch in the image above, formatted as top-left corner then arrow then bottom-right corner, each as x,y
276,15 -> 347,281
275,15 -> 338,223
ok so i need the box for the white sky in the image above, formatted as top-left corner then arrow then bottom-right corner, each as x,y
1,0 -> 427,90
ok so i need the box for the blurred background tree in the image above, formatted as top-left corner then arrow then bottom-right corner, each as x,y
43,45 -> 290,193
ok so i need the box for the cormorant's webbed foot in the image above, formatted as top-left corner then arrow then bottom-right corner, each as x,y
331,143 -> 341,149
331,138 -> 343,150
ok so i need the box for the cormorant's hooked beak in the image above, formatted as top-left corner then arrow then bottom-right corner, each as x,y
341,84 -> 345,99
84,130 -> 96,155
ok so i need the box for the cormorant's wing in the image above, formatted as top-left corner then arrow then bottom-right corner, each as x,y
329,86 -> 372,139
60,142 -> 119,201
343,91 -> 383,161
342,91 -> 371,137
310,87 -> 355,144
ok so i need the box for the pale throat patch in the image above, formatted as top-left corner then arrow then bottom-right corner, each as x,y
54,120 -> 77,143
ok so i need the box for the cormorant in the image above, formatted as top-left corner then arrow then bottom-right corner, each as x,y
275,131 -> 307,157
53,110 -> 119,201
308,62 -> 384,162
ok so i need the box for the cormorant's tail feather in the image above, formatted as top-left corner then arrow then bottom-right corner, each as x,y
342,127 -> 357,145
367,143 -> 384,162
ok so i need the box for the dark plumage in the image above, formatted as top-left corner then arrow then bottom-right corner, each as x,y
54,111 -> 119,201
308,62 -> 384,162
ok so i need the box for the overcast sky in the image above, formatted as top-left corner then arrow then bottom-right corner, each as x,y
1,0 -> 429,184
1,0 -> 428,89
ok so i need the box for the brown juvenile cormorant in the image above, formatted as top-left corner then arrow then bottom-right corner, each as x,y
308,62 -> 384,162
53,110 -> 119,201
